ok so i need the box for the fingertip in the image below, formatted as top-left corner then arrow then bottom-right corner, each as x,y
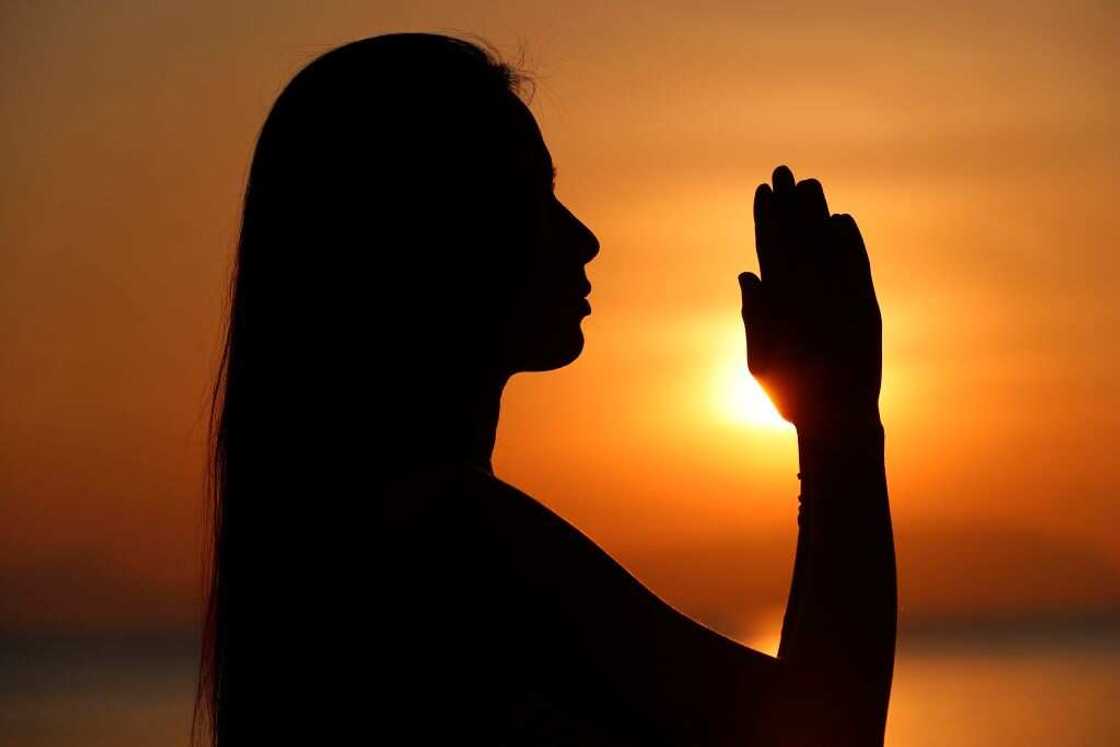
828,213 -> 853,240
738,271 -> 760,288
739,272 -> 762,323
829,214 -> 871,277
753,183 -> 772,216
772,165 -> 795,192
796,177 -> 824,197
795,177 -> 828,219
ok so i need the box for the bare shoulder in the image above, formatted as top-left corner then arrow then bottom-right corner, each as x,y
380,462 -> 578,542
380,462 -> 653,611
384,462 -> 749,653
379,462 -> 534,532
480,471 -> 780,744
381,463 -> 778,744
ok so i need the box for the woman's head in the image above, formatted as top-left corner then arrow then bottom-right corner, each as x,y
235,33 -> 597,388
198,33 -> 598,744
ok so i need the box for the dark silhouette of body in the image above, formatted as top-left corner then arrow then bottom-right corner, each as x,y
197,33 -> 896,746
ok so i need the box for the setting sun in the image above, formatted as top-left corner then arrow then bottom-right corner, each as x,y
713,355 -> 793,430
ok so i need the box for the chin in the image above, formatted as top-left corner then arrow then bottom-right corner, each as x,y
521,326 -> 585,372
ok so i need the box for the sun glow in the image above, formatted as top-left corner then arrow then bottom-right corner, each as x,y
713,358 -> 793,431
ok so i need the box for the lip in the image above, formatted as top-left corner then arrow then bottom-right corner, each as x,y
577,298 -> 591,316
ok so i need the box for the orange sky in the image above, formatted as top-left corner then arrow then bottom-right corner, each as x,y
1,1 -> 1117,639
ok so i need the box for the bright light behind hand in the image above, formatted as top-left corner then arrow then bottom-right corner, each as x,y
711,344 -> 793,430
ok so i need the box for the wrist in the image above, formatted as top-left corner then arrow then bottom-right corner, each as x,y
797,414 -> 882,440
796,414 -> 885,488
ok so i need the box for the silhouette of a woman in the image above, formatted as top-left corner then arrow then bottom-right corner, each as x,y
197,33 -> 896,746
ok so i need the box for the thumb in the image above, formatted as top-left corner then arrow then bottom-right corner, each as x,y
738,272 -> 763,328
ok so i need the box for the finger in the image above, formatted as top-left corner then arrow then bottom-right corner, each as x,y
793,179 -> 830,284
836,213 -> 870,272
738,272 -> 771,375
769,166 -> 799,282
772,164 -> 795,194
738,271 -> 762,328
830,213 -> 873,293
795,178 -> 829,222
753,184 -> 777,280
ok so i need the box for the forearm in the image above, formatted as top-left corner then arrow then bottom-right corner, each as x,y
739,165 -> 893,745
775,418 -> 896,745
776,494 -> 809,662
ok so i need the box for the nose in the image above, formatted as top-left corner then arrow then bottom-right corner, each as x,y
559,201 -> 599,263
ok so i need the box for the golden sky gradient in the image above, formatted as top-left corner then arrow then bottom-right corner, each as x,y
1,1 -> 1117,639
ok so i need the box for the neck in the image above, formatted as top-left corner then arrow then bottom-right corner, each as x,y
454,369 -> 505,474
391,366 -> 507,475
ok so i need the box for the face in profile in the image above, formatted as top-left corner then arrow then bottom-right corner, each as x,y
497,99 -> 600,375
239,36 -> 599,387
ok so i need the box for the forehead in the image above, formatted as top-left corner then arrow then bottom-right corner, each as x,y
505,97 -> 553,175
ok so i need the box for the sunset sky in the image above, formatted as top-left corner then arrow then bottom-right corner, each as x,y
2,1 -> 1117,644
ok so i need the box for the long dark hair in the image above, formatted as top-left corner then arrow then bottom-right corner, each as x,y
195,34 -> 529,744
